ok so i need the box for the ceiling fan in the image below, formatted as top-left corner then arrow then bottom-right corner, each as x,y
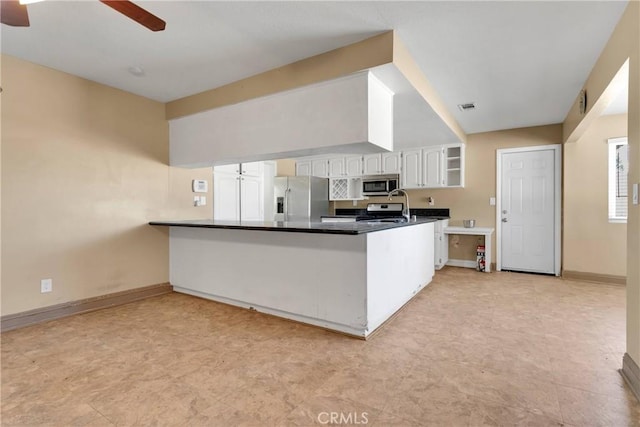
1,0 -> 166,31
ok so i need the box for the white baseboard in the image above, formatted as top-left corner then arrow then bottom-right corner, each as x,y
621,353 -> 640,402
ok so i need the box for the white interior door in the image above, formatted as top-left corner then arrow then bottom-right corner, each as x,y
498,147 -> 559,274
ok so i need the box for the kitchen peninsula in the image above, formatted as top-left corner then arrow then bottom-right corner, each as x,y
150,219 -> 435,338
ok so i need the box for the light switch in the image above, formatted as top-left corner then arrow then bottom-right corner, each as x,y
633,183 -> 638,205
490,197 -> 496,206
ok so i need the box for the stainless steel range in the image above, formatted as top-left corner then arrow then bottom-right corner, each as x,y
321,203 -> 407,223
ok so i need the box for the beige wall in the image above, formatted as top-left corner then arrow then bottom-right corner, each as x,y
276,159 -> 296,177
336,124 -> 563,261
561,2 -> 639,367
627,1 -> 640,367
1,55 -> 212,316
564,114 -> 628,277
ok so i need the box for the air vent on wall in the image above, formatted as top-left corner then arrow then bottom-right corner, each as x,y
457,102 -> 476,112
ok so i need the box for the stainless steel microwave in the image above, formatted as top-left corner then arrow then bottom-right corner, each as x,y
362,175 -> 399,196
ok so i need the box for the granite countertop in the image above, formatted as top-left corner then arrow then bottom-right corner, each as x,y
149,217 -> 437,235
334,208 -> 450,220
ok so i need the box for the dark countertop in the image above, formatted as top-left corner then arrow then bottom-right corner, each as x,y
149,217 -> 438,235
335,208 -> 450,220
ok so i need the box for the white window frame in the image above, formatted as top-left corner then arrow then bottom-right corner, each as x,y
608,136 -> 629,223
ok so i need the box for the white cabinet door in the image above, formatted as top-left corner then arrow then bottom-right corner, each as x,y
216,163 -> 240,174
363,154 -> 382,175
262,161 -> 276,221
240,175 -> 263,221
423,147 -> 444,188
401,149 -> 422,189
213,171 -> 240,220
434,219 -> 449,270
328,157 -> 346,177
345,155 -> 363,177
241,161 -> 263,177
311,159 -> 329,177
382,152 -> 401,174
296,160 -> 312,176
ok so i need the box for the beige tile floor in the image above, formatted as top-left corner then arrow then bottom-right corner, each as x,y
2,267 -> 640,426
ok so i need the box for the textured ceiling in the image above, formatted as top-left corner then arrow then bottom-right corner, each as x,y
1,1 -> 629,134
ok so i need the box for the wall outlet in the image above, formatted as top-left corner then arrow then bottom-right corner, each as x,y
41,278 -> 52,293
490,197 -> 496,206
427,197 -> 434,206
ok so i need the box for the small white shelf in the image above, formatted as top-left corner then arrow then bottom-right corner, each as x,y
443,226 -> 494,273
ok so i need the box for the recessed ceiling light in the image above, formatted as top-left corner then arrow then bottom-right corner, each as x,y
128,66 -> 145,77
457,102 -> 476,112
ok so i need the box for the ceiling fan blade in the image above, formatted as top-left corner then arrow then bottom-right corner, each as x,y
1,0 -> 30,27
99,1 -> 165,32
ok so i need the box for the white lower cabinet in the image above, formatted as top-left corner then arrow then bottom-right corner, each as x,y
434,219 -> 449,270
214,162 -> 274,221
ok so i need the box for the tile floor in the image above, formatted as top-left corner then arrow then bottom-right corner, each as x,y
2,267 -> 640,426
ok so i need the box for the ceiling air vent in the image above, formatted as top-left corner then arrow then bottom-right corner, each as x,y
457,102 -> 476,112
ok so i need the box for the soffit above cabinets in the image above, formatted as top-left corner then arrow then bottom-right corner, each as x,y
169,72 -> 395,168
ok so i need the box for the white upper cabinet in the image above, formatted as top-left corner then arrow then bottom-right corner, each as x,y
401,149 -> 423,189
298,155 -> 362,178
328,156 -> 363,177
311,159 -> 329,178
402,144 -> 463,189
363,152 -> 401,175
344,156 -> 363,177
241,162 -> 264,177
423,147 -> 444,188
296,143 -> 463,191
215,164 -> 241,174
363,154 -> 382,175
382,152 -> 402,174
328,157 -> 346,177
295,160 -> 312,176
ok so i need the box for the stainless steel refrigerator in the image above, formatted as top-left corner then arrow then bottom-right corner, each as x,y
274,176 -> 329,222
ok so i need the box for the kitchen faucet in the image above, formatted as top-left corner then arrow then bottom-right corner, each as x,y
388,188 -> 411,222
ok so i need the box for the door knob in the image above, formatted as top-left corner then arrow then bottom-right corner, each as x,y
502,218 -> 508,222
502,210 -> 508,214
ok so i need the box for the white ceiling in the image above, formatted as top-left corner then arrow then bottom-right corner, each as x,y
0,0 -> 629,135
